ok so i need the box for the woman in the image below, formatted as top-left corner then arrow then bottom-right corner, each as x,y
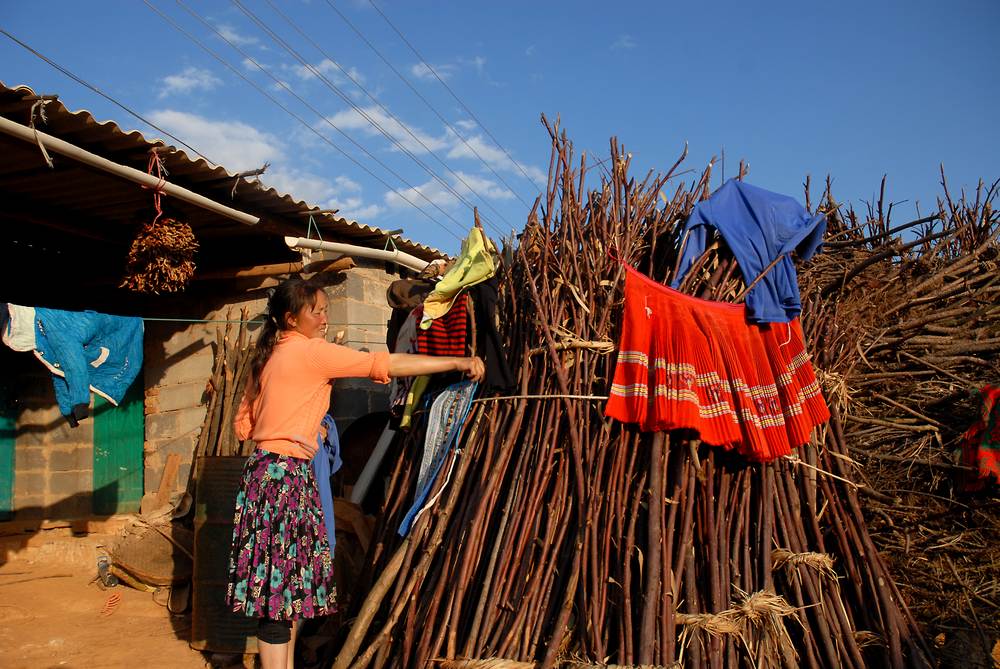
226,278 -> 484,668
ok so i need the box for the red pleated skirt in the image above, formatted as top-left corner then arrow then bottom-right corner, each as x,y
605,264 -> 830,461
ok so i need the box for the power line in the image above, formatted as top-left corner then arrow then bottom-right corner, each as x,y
0,27 -> 214,164
232,0 -> 509,238
258,0 -> 514,237
173,0 -> 469,240
176,0 -> 465,239
170,1 -> 473,242
143,0 -> 462,243
364,0 -> 546,193
322,0 -> 537,209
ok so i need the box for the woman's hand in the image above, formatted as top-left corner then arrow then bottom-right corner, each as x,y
459,356 -> 486,383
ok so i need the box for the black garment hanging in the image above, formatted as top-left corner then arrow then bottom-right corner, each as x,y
469,277 -> 514,391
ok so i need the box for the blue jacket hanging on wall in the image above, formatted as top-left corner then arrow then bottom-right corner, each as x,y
671,179 -> 827,323
312,414 -> 342,551
2,305 -> 144,426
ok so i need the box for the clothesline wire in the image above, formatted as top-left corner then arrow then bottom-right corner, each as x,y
472,394 -> 609,403
141,317 -> 392,328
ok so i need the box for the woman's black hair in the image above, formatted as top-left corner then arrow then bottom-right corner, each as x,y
245,278 -> 323,402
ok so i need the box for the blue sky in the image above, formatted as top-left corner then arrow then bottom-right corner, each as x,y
2,0 -> 997,253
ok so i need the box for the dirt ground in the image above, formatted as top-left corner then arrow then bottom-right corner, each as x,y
0,526 -> 210,669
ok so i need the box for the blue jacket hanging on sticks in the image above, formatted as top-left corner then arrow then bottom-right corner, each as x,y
671,180 -> 827,323
2,305 -> 144,426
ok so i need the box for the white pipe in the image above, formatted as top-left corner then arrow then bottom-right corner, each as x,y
350,425 -> 397,505
285,236 -> 429,272
0,115 -> 260,226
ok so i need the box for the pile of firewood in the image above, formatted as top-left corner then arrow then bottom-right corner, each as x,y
798,174 -> 1000,664
312,119 -> 1000,669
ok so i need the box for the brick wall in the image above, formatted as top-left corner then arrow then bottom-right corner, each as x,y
11,367 -> 95,520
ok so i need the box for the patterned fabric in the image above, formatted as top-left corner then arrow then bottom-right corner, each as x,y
960,385 -> 1000,492
399,380 -> 478,536
605,264 -> 830,461
226,450 -> 335,621
416,293 -> 469,357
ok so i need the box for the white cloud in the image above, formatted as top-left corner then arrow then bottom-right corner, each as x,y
289,59 -> 365,85
333,196 -> 384,221
158,67 -> 221,99
265,168 -> 383,221
146,110 -> 282,171
463,55 -> 487,75
525,45 -> 536,56
324,106 -> 450,154
445,132 -> 545,183
385,178 -> 459,210
611,34 -> 637,50
320,107 -> 542,188
334,175 -> 362,192
264,168 -> 339,204
452,171 -> 513,201
385,171 -> 513,211
410,62 -> 457,81
216,24 -> 259,47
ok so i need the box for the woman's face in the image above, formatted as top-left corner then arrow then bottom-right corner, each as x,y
286,290 -> 329,339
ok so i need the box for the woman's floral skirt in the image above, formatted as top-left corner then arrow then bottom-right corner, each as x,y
225,450 -> 335,620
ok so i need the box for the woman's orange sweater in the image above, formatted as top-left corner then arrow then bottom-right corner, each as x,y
235,331 -> 390,459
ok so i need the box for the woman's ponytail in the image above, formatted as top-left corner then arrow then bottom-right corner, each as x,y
244,278 -> 323,403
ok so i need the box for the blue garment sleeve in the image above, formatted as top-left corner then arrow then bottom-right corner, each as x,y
33,309 -> 97,417
312,415 -> 341,551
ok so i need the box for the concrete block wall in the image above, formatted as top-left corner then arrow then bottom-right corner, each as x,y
326,259 -> 397,430
12,372 -> 95,520
1,258 -> 408,521
141,259 -> 403,498
141,297 -> 266,505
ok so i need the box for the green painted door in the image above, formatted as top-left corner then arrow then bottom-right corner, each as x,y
0,382 -> 15,521
93,378 -> 144,515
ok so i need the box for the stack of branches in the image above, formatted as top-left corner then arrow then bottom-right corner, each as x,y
325,119 -> 936,669
798,173 -> 1000,658
194,307 -> 254,458
120,217 -> 199,293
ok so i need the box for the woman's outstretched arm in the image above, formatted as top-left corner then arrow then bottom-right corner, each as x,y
388,353 -> 485,382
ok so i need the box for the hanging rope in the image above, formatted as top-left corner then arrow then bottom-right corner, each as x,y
28,96 -> 54,168
144,149 -> 169,226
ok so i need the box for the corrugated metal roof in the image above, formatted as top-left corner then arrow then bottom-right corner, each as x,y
0,81 -> 445,261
